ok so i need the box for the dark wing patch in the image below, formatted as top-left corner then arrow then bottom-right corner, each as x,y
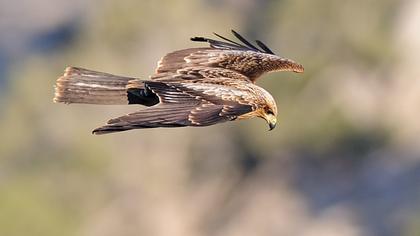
191,30 -> 275,55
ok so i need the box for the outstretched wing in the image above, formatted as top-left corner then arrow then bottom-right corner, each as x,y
153,30 -> 304,81
92,80 -> 255,134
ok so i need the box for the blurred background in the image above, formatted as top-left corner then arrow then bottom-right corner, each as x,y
1,0 -> 420,235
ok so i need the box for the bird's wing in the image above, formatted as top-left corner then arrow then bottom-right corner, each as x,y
92,80 -> 255,134
152,66 -> 252,83
153,30 -> 304,82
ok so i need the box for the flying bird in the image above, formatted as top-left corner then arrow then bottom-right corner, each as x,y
54,30 -> 304,134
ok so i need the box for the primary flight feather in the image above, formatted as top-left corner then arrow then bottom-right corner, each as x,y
53,30 -> 304,134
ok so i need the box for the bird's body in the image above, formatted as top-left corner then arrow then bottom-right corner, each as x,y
54,30 -> 304,134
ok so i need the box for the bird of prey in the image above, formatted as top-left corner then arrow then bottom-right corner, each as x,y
54,30 -> 304,134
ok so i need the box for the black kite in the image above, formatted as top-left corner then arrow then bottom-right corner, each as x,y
54,30 -> 304,134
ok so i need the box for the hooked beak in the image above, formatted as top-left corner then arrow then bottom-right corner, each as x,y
266,114 -> 277,131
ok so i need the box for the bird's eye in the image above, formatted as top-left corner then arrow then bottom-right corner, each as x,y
266,108 -> 274,115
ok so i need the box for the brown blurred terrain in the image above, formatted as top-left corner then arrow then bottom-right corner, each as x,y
1,0 -> 420,236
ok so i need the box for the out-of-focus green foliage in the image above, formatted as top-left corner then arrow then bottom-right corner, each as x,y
1,0 -> 420,236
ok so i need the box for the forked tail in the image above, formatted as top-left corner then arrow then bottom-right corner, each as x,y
54,67 -> 137,105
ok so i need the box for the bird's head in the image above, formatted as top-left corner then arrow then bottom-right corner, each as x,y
256,89 -> 278,131
261,105 -> 277,131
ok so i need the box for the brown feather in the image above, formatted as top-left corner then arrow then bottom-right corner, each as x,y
54,67 -> 137,105
153,48 -> 303,82
92,80 -> 255,134
55,31 -> 304,134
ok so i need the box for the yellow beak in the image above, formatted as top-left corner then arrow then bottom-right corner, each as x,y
266,114 -> 277,131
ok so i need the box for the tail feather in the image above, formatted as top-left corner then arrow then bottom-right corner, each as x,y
54,67 -> 137,105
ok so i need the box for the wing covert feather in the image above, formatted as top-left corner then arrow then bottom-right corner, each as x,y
92,81 -> 255,134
